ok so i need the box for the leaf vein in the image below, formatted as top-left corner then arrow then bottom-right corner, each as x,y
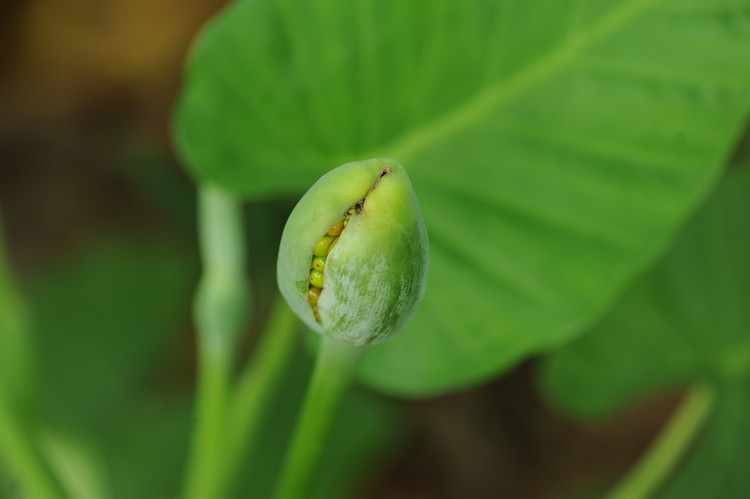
384,0 -> 658,163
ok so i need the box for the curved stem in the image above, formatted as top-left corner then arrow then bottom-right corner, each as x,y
606,384 -> 714,499
274,337 -> 367,499
183,185 -> 250,499
0,219 -> 33,409
0,403 -> 65,499
216,298 -> 300,498
0,211 -> 65,499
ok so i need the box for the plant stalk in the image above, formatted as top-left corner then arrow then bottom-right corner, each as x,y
274,337 -> 366,499
0,210 -> 66,499
183,185 -> 250,499
606,384 -> 714,499
217,297 -> 300,498
0,403 -> 66,499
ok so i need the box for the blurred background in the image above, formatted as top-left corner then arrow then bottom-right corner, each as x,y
1,1 -> 747,498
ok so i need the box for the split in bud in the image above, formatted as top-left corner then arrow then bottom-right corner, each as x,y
277,158 -> 429,346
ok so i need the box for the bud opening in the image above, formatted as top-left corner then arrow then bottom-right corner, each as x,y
306,167 -> 392,324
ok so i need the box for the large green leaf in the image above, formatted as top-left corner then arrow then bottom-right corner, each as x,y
539,165 -> 750,497
176,0 -> 750,395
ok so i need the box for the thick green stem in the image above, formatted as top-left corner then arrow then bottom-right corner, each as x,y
0,210 -> 65,499
183,185 -> 250,499
274,337 -> 367,499
227,299 -> 298,465
606,384 -> 714,499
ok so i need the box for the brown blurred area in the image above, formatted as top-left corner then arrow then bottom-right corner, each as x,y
0,0 -> 225,132
0,2 -> 679,497
364,363 -> 681,499
0,0 -> 226,269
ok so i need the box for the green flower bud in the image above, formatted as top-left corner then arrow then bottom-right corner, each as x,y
277,158 -> 429,346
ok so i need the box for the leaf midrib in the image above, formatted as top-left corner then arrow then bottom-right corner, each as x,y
384,0 -> 657,163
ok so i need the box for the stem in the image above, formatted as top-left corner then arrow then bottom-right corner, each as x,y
183,185 -> 250,499
274,337 -> 367,499
216,297 -> 299,498
0,209 -> 33,411
0,210 -> 66,499
0,403 -> 65,499
606,384 -> 714,499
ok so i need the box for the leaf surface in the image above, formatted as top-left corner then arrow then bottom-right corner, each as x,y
176,0 -> 750,395
540,165 -> 750,497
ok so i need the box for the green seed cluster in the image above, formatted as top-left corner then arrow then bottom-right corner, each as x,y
307,207 -> 355,323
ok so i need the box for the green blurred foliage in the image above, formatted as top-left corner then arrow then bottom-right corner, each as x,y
117,144 -> 198,234
175,0 -> 750,396
0,223 -> 33,413
29,242 -> 194,432
24,241 -> 196,498
0,459 -> 16,498
0,238 -> 400,498
540,163 -> 750,497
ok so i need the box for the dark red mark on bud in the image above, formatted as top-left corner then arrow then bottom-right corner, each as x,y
356,167 -> 391,214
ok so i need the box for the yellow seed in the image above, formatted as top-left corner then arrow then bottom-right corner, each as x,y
309,269 -> 324,288
343,208 -> 355,227
307,286 -> 322,306
312,256 -> 326,272
327,220 -> 344,236
313,235 -> 335,256
326,236 -> 339,255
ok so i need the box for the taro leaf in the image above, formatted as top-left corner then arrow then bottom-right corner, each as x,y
175,0 -> 750,395
26,241 -> 197,498
539,166 -> 750,497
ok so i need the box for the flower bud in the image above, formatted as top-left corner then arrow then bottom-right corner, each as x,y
277,158 -> 429,345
